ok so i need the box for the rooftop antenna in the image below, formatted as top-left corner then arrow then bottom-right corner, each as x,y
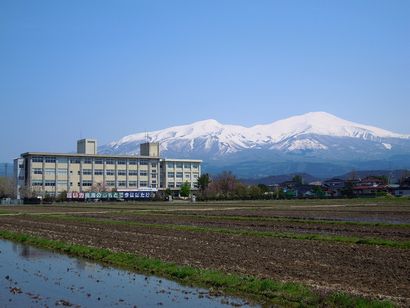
145,131 -> 149,143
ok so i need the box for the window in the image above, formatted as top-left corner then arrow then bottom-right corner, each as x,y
45,180 -> 56,186
117,160 -> 126,165
151,173 -> 157,178
45,157 -> 56,163
129,181 -> 137,187
118,181 -> 126,187
57,168 -> 67,175
139,181 -> 148,187
129,160 -> 138,165
151,180 -> 157,184
168,172 -> 175,178
176,172 -> 183,178
192,164 -> 198,169
106,159 -> 114,165
106,169 -> 115,176
117,170 -> 126,176
167,162 -> 174,169
82,180 -> 93,186
84,159 -> 92,164
193,173 -> 199,178
82,169 -> 92,175
185,173 -> 191,179
57,157 -> 68,164
70,158 -> 80,164
139,170 -> 148,176
168,182 -> 175,188
106,181 -> 115,187
32,157 -> 43,163
95,159 -> 103,165
19,164 -> 24,168
45,168 -> 55,175
33,168 -> 43,175
94,169 -> 103,175
176,182 -> 182,188
57,180 -> 67,186
151,162 -> 157,168
139,160 -> 148,165
176,162 -> 183,168
151,184 -> 157,188
32,180 -> 43,186
128,170 -> 138,176
184,163 -> 191,169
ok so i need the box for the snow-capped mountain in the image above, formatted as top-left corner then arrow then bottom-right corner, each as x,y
99,112 -> 410,178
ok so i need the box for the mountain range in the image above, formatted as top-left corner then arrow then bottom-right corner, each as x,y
99,112 -> 410,178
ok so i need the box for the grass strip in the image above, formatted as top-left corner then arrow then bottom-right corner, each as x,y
0,229 -> 394,307
124,210 -> 410,229
33,214 -> 410,249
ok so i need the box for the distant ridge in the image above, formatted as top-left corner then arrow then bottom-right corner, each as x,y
240,173 -> 319,185
239,170 -> 410,185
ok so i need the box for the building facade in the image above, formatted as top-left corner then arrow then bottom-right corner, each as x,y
14,139 -> 201,198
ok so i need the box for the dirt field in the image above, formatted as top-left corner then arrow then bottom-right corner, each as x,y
1,199 -> 410,305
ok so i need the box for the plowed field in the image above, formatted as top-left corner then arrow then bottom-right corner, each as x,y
1,199 -> 409,306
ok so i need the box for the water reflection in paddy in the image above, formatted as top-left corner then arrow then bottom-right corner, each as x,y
0,240 -> 257,307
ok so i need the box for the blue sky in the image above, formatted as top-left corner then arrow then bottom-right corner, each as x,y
1,0 -> 409,161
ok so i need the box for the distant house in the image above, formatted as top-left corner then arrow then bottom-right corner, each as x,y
352,185 -> 387,196
359,176 -> 387,186
393,176 -> 410,197
322,178 -> 345,197
279,180 -> 320,198
351,176 -> 388,197
394,188 -> 410,197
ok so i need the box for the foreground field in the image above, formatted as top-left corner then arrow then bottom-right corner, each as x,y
1,199 -> 409,306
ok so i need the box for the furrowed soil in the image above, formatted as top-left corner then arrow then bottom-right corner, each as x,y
1,199 -> 410,306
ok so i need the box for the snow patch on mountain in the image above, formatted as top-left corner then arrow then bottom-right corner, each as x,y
382,143 -> 392,150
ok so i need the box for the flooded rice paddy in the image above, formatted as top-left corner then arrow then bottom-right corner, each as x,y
0,240 -> 255,307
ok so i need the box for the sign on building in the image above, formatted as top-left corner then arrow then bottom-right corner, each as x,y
67,191 -> 154,200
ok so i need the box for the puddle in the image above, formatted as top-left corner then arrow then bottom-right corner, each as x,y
0,240 -> 257,307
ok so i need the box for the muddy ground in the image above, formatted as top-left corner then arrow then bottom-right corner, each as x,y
1,200 -> 409,305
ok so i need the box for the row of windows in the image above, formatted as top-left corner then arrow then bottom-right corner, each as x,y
84,170 -> 157,177
33,180 -> 57,186
34,180 -> 155,188
33,168 -> 69,175
31,157 -> 201,170
79,181 -> 152,187
32,157 -> 56,163
166,162 -> 199,169
33,168 -> 156,177
33,157 -> 158,166
104,181 -> 150,187
167,182 -> 198,188
168,172 -> 199,178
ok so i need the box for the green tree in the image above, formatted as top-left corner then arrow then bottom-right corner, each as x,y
248,185 -> 262,199
312,186 -> 325,198
180,181 -> 191,197
165,188 -> 172,196
0,176 -> 15,198
197,173 -> 210,191
56,190 -> 67,202
292,175 -> 303,185
257,184 -> 269,193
